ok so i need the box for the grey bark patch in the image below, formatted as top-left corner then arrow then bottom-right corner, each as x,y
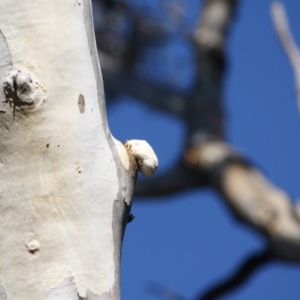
46,272 -> 112,300
78,94 -> 85,113
0,30 -> 13,113
46,272 -> 78,300
85,290 -> 110,300
0,282 -> 7,300
82,0 -> 106,134
0,30 -> 12,68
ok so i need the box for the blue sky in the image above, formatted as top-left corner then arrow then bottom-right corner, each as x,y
107,1 -> 300,299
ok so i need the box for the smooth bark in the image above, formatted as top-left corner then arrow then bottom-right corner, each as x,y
0,1 -> 136,299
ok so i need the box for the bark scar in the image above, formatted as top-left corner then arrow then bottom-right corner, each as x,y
2,67 -> 46,118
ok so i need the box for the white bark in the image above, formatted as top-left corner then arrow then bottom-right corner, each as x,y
0,1 -> 137,299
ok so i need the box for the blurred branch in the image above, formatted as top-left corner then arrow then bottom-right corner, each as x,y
94,0 -> 186,115
196,0 -> 238,45
94,0 -> 300,297
133,0 -> 300,262
135,164 -> 201,198
133,0 -> 300,263
148,282 -> 186,300
198,248 -> 273,300
187,0 -> 238,140
100,61 -> 187,117
271,1 -> 300,111
137,139 -> 300,262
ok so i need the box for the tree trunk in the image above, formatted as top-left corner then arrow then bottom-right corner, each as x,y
0,1 -> 137,299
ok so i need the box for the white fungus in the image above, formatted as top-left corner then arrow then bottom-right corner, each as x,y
125,140 -> 158,176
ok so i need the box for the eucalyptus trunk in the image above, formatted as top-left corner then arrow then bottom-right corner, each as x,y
0,1 -> 136,299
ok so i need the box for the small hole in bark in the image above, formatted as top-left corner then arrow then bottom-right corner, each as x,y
76,165 -> 82,174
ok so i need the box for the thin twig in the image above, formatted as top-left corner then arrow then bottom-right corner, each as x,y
271,1 -> 300,110
135,164 -> 201,198
198,248 -> 273,300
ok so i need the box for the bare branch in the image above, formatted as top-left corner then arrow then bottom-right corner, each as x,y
187,0 -> 239,141
198,248 -> 273,300
135,164 -> 201,198
137,139 -> 300,262
271,1 -> 300,110
194,0 -> 238,52
95,0 -> 300,296
184,141 -> 300,261
100,61 -> 187,118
